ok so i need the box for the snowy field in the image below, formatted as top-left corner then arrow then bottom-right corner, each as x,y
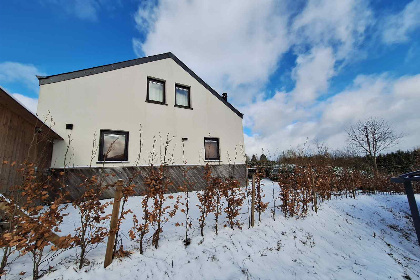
3,179 -> 420,280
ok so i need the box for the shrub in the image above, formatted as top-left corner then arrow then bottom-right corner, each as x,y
2,163 -> 72,279
72,174 -> 111,269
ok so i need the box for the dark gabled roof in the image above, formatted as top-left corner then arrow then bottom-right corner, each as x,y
37,52 -> 243,118
0,86 -> 63,140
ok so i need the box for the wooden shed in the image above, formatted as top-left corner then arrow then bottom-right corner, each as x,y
0,87 -> 63,194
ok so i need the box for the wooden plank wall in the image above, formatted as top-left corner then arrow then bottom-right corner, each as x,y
0,103 -> 54,194
51,164 -> 247,201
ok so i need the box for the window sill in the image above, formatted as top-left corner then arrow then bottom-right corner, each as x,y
146,100 -> 168,106
96,161 -> 130,164
174,104 -> 193,110
204,159 -> 221,162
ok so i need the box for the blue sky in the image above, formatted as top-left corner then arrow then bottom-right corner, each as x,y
1,0 -> 419,155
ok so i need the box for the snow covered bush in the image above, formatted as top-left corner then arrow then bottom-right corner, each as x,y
129,190 -> 150,254
222,177 -> 245,230
130,165 -> 178,252
177,166 -> 194,244
113,179 -> 135,258
72,174 -> 111,269
255,169 -> 269,221
197,164 -> 216,237
1,163 -> 72,279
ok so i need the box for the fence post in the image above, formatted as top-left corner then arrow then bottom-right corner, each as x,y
104,179 -> 123,268
251,174 -> 256,227
404,180 -> 420,246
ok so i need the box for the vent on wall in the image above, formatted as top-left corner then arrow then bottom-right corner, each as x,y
66,124 -> 73,130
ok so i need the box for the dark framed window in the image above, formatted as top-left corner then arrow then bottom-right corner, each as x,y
175,84 -> 191,108
147,77 -> 166,104
98,130 -> 129,162
204,137 -> 220,160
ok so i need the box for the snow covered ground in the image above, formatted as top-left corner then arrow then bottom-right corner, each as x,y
3,179 -> 420,279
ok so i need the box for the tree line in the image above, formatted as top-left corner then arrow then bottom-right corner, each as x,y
248,118 -> 418,176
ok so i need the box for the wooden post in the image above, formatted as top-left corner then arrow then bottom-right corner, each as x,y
404,180 -> 420,246
104,180 -> 123,268
251,174 -> 256,227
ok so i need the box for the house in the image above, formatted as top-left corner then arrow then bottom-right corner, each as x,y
0,87 -> 63,194
36,53 -> 246,198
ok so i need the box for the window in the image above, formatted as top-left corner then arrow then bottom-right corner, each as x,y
147,77 -> 165,104
175,84 -> 190,108
204,137 -> 220,160
98,130 -> 129,162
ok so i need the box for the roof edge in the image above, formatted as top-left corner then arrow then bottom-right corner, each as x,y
37,52 -> 172,84
168,53 -> 243,118
38,52 -> 243,118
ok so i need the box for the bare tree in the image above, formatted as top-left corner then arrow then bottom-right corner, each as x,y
347,117 -> 402,176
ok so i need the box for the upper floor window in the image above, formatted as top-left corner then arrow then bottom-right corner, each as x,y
204,137 -> 220,160
98,130 -> 129,162
175,84 -> 190,108
147,77 -> 165,104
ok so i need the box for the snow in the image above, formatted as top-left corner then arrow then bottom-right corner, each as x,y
3,179 -> 420,279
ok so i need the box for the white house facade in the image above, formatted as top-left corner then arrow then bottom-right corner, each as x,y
37,53 -> 245,172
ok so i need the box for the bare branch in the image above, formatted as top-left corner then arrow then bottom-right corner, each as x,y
346,117 -> 402,175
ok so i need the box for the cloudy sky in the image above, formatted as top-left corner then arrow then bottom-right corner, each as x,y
1,0 -> 419,156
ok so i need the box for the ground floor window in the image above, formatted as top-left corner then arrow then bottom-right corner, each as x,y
204,137 -> 220,160
98,130 -> 129,161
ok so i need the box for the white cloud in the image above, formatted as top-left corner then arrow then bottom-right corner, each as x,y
243,91 -> 298,136
292,47 -> 336,104
291,0 -> 372,60
134,0 -> 158,34
0,62 -> 45,92
0,62 -> 43,114
72,0 -> 99,20
245,74 -> 420,156
382,0 -> 420,44
132,38 -> 144,58
134,0 -> 373,105
134,0 -> 291,105
134,0 -> 419,156
11,93 -> 39,114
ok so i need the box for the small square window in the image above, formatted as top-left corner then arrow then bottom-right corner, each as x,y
175,84 -> 190,108
204,137 -> 220,160
98,130 -> 129,161
147,77 -> 165,104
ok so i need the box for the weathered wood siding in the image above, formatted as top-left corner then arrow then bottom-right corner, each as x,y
51,164 -> 247,200
0,88 -> 62,194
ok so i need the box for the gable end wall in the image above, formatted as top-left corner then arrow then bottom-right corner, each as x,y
37,58 -> 245,168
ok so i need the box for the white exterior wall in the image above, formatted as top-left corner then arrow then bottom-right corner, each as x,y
37,58 -> 245,168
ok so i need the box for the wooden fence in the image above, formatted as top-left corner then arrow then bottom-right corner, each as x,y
0,87 -> 62,194
51,164 -> 247,200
